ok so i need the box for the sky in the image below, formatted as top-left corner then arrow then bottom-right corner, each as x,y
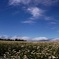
0,0 -> 59,40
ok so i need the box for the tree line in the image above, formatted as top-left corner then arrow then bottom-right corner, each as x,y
0,38 -> 26,41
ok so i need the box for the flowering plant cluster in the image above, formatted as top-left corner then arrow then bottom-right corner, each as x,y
0,41 -> 59,59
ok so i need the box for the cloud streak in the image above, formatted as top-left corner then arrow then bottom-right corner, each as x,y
32,37 -> 48,40
36,0 -> 58,6
0,35 -> 59,41
9,0 -> 21,5
22,7 -> 54,24
0,35 -> 49,41
9,0 -> 57,24
9,0 -> 31,5
21,20 -> 35,24
9,0 -> 58,6
22,7 -> 44,24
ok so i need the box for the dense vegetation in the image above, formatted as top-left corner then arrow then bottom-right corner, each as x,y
0,38 -> 26,41
0,41 -> 59,59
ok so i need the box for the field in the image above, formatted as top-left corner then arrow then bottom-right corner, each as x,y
0,41 -> 59,59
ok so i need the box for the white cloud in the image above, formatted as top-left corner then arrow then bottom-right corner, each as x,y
27,7 -> 43,18
22,7 -> 54,24
34,0 -> 58,6
8,36 -> 30,40
9,0 -> 31,5
11,36 -> 48,41
32,37 -> 48,41
0,36 -> 30,40
21,7 -> 44,24
9,0 -> 21,5
9,0 -> 57,24
0,35 -> 48,41
21,20 -> 35,24
20,36 -> 30,40
1,35 -> 59,41
9,0 -> 58,6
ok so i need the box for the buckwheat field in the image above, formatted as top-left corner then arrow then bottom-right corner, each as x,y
0,41 -> 59,59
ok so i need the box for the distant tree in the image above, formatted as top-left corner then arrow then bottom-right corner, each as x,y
0,38 -> 26,41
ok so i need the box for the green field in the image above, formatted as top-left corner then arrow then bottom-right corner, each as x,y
0,41 -> 59,59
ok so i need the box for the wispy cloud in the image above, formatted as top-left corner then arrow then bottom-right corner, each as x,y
11,36 -> 31,40
9,0 -> 58,6
32,37 -> 48,40
0,35 -> 31,40
36,0 -> 58,6
22,7 -> 44,24
9,0 -> 31,5
27,7 -> 43,18
22,7 -> 54,24
9,0 -> 21,5
1,35 -> 59,41
0,35 -> 48,41
20,36 -> 30,40
9,0 -> 57,24
21,20 -> 35,24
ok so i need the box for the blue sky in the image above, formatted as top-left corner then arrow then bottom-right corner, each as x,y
0,0 -> 59,40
